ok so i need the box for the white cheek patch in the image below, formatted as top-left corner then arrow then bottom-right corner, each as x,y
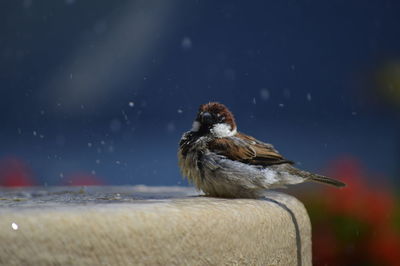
211,123 -> 237,138
191,121 -> 201,132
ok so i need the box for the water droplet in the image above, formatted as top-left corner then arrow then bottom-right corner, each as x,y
260,89 -> 270,100
181,37 -> 192,50
166,122 -> 175,133
121,110 -> 130,124
11,223 -> 18,230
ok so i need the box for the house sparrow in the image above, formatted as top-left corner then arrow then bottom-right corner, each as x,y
178,102 -> 346,198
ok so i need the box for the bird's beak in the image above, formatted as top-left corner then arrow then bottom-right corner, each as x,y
201,112 -> 213,125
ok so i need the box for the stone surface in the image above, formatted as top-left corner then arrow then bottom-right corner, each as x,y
0,186 -> 311,266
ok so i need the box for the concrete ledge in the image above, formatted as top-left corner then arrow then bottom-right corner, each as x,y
0,186 -> 311,265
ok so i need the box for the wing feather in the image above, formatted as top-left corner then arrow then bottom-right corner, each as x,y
207,132 -> 293,166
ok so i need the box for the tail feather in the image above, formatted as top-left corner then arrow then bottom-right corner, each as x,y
308,174 -> 346,187
287,167 -> 346,188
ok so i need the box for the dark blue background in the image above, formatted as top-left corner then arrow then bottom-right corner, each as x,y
1,0 -> 399,186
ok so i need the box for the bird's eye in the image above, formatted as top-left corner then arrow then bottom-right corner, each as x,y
216,113 -> 225,121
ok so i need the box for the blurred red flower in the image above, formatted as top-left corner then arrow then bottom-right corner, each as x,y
369,228 -> 400,265
0,157 -> 35,186
324,156 -> 395,226
304,156 -> 400,266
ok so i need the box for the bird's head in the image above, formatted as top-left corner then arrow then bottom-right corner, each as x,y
191,102 -> 237,138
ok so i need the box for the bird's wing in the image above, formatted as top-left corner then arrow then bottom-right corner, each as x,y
207,132 -> 294,166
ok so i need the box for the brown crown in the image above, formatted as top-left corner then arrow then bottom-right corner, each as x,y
198,102 -> 236,129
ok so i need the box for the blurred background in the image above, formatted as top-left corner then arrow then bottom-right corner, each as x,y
1,0 -> 399,264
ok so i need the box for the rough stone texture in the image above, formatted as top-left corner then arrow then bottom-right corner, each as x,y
0,186 -> 311,266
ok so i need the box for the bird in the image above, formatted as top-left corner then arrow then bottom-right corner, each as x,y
178,102 -> 346,198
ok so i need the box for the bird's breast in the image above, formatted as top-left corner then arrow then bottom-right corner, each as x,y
178,135 -> 207,187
